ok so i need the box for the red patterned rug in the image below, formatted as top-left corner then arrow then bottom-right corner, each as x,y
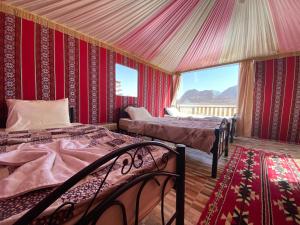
198,146 -> 300,225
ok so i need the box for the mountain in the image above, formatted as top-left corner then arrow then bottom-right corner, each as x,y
178,85 -> 237,105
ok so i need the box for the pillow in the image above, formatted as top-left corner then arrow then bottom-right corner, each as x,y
6,98 -> 71,131
165,107 -> 180,116
124,107 -> 152,121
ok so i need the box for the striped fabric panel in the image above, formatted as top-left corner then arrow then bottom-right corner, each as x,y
21,18 -> 35,100
54,30 -> 65,100
99,47 -> 107,123
269,59 -> 285,140
35,24 -> 55,100
1,14 -> 21,127
0,12 -> 5,127
79,40 -> 88,124
147,67 -> 153,115
88,44 -> 99,124
143,65 -> 148,109
252,62 -> 265,138
252,57 -> 300,144
281,57 -> 296,141
151,68 -> 156,116
4,14 -> 21,99
107,50 -> 115,123
288,57 -> 300,143
0,13 -> 174,127
137,63 -> 143,107
64,35 -> 80,122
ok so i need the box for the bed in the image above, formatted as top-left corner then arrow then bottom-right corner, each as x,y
164,107 -> 237,143
0,99 -> 186,225
118,106 -> 230,178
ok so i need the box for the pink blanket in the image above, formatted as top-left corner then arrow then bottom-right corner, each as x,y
0,124 -> 169,224
0,139 -> 113,199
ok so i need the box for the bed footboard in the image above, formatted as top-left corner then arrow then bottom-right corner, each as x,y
14,142 -> 186,225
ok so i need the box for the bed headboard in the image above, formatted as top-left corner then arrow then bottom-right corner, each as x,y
0,109 -> 7,128
117,104 -> 138,121
164,108 -> 170,116
69,107 -> 75,123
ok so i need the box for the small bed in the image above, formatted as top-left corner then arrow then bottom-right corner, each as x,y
0,99 -> 186,225
164,107 -> 237,143
118,106 -> 230,178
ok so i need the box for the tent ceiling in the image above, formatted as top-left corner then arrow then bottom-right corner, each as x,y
2,0 -> 300,73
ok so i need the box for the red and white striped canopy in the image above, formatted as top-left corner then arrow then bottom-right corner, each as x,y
2,0 -> 300,73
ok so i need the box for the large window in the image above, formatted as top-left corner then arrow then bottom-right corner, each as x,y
176,64 -> 239,116
115,64 -> 138,97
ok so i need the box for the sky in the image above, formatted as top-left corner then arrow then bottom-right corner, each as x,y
115,63 -> 239,98
115,64 -> 138,97
177,64 -> 239,99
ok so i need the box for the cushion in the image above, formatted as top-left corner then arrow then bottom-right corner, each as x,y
124,107 -> 153,121
165,107 -> 180,116
6,98 -> 71,131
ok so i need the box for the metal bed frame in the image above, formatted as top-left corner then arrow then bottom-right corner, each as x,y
118,107 -> 230,178
13,141 -> 186,225
4,108 -> 186,225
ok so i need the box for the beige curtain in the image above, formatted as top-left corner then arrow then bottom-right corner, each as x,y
237,61 -> 255,137
171,73 -> 181,106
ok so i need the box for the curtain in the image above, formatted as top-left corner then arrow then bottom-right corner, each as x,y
171,73 -> 181,106
237,61 -> 255,137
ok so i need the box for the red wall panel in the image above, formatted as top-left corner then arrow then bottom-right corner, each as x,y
55,30 -> 65,99
0,13 -> 173,126
21,18 -> 35,100
79,40 -> 88,124
252,56 -> 300,144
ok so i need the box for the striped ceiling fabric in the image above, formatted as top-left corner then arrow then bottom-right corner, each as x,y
1,0 -> 300,73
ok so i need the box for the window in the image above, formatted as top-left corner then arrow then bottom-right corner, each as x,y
176,64 -> 239,117
115,64 -> 138,97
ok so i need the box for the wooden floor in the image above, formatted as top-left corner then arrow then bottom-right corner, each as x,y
142,137 -> 300,225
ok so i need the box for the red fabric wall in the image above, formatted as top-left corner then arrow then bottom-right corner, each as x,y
252,56 -> 300,144
0,13 -> 173,127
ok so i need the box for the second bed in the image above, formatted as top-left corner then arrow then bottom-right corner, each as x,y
118,106 -> 230,178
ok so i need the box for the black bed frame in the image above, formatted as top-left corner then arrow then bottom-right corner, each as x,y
13,141 -> 186,225
119,107 -> 230,178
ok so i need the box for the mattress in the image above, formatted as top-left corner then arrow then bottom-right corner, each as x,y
0,124 -> 175,225
119,117 -> 223,153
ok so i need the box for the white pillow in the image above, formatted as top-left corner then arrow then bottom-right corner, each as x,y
6,98 -> 71,131
125,107 -> 152,121
165,107 -> 180,116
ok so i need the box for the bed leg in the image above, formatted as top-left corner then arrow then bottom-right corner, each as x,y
230,120 -> 234,143
176,144 -> 185,225
225,123 -> 230,157
211,130 -> 219,178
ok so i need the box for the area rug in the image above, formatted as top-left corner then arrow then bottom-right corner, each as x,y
198,146 -> 300,225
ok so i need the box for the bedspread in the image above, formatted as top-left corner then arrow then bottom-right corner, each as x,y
122,117 -> 222,152
0,124 -> 170,224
